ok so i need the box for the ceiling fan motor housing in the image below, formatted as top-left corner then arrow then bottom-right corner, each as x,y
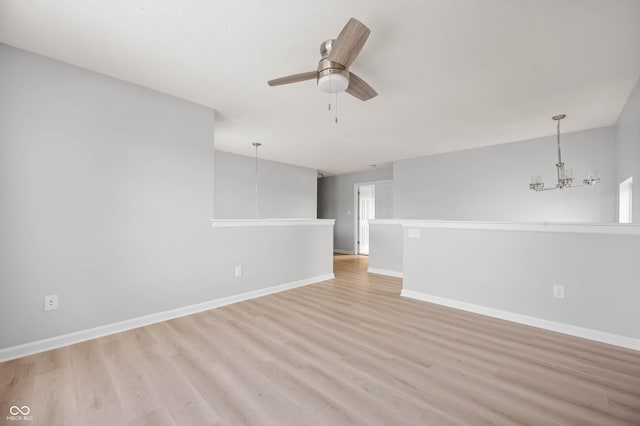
317,39 -> 349,93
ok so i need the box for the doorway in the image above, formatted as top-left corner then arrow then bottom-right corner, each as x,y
357,184 -> 375,255
619,177 -> 633,223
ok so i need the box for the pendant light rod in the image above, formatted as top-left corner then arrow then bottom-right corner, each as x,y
554,114 -> 565,184
252,142 -> 261,218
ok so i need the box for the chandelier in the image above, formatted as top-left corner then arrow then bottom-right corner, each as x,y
529,114 -> 600,191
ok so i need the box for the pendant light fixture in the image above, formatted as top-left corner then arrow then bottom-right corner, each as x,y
529,114 -> 600,191
252,142 -> 261,218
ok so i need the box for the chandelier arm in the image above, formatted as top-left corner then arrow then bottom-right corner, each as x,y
533,186 -> 559,192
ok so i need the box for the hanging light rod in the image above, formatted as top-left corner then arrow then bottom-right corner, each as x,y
529,114 -> 600,192
252,142 -> 261,219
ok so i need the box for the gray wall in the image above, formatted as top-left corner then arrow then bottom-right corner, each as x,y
616,78 -> 640,224
403,226 -> 640,341
368,222 -> 403,274
318,167 -> 393,253
374,182 -> 394,219
0,43 -> 213,348
215,150 -> 317,219
394,127 -> 616,223
0,44 -> 332,351
206,224 -> 333,306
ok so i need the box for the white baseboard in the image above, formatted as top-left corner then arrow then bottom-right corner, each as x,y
368,267 -> 403,278
333,249 -> 355,255
0,273 -> 335,362
401,289 -> 640,352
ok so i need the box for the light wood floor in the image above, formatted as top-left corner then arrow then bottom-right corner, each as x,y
2,255 -> 640,425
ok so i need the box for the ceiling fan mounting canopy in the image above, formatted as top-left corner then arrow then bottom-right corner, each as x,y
267,18 -> 377,101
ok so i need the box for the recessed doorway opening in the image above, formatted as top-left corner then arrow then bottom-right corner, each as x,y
619,177 -> 633,224
357,184 -> 375,255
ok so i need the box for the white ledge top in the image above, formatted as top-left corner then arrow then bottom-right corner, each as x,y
370,219 -> 477,225
211,219 -> 335,228
399,220 -> 640,235
368,219 -> 405,225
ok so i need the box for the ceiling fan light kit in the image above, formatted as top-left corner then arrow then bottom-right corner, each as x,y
268,18 -> 377,101
318,72 -> 349,93
529,114 -> 600,192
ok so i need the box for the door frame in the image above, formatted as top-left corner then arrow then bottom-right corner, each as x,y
353,180 -> 392,255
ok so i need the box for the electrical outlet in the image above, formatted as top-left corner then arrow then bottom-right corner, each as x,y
235,266 -> 242,277
553,285 -> 565,299
44,294 -> 58,311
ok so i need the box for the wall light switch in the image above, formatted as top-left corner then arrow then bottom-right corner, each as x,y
235,266 -> 242,277
408,228 -> 421,239
553,285 -> 565,299
44,294 -> 58,311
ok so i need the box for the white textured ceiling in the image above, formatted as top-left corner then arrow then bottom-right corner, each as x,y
1,0 -> 639,175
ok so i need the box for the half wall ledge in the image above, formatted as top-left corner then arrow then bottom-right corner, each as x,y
211,219 -> 336,228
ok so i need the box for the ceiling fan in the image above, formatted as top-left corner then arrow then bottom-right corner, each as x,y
267,18 -> 377,101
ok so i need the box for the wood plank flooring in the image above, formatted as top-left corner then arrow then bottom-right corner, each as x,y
1,254 -> 639,425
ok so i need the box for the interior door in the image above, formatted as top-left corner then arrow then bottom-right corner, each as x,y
358,185 -> 375,255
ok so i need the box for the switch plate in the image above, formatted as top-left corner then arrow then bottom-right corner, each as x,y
408,228 -> 421,239
235,266 -> 242,277
44,294 -> 58,311
553,285 -> 565,299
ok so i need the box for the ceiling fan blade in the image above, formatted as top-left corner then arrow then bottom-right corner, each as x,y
346,73 -> 377,101
268,71 -> 317,86
328,18 -> 371,68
